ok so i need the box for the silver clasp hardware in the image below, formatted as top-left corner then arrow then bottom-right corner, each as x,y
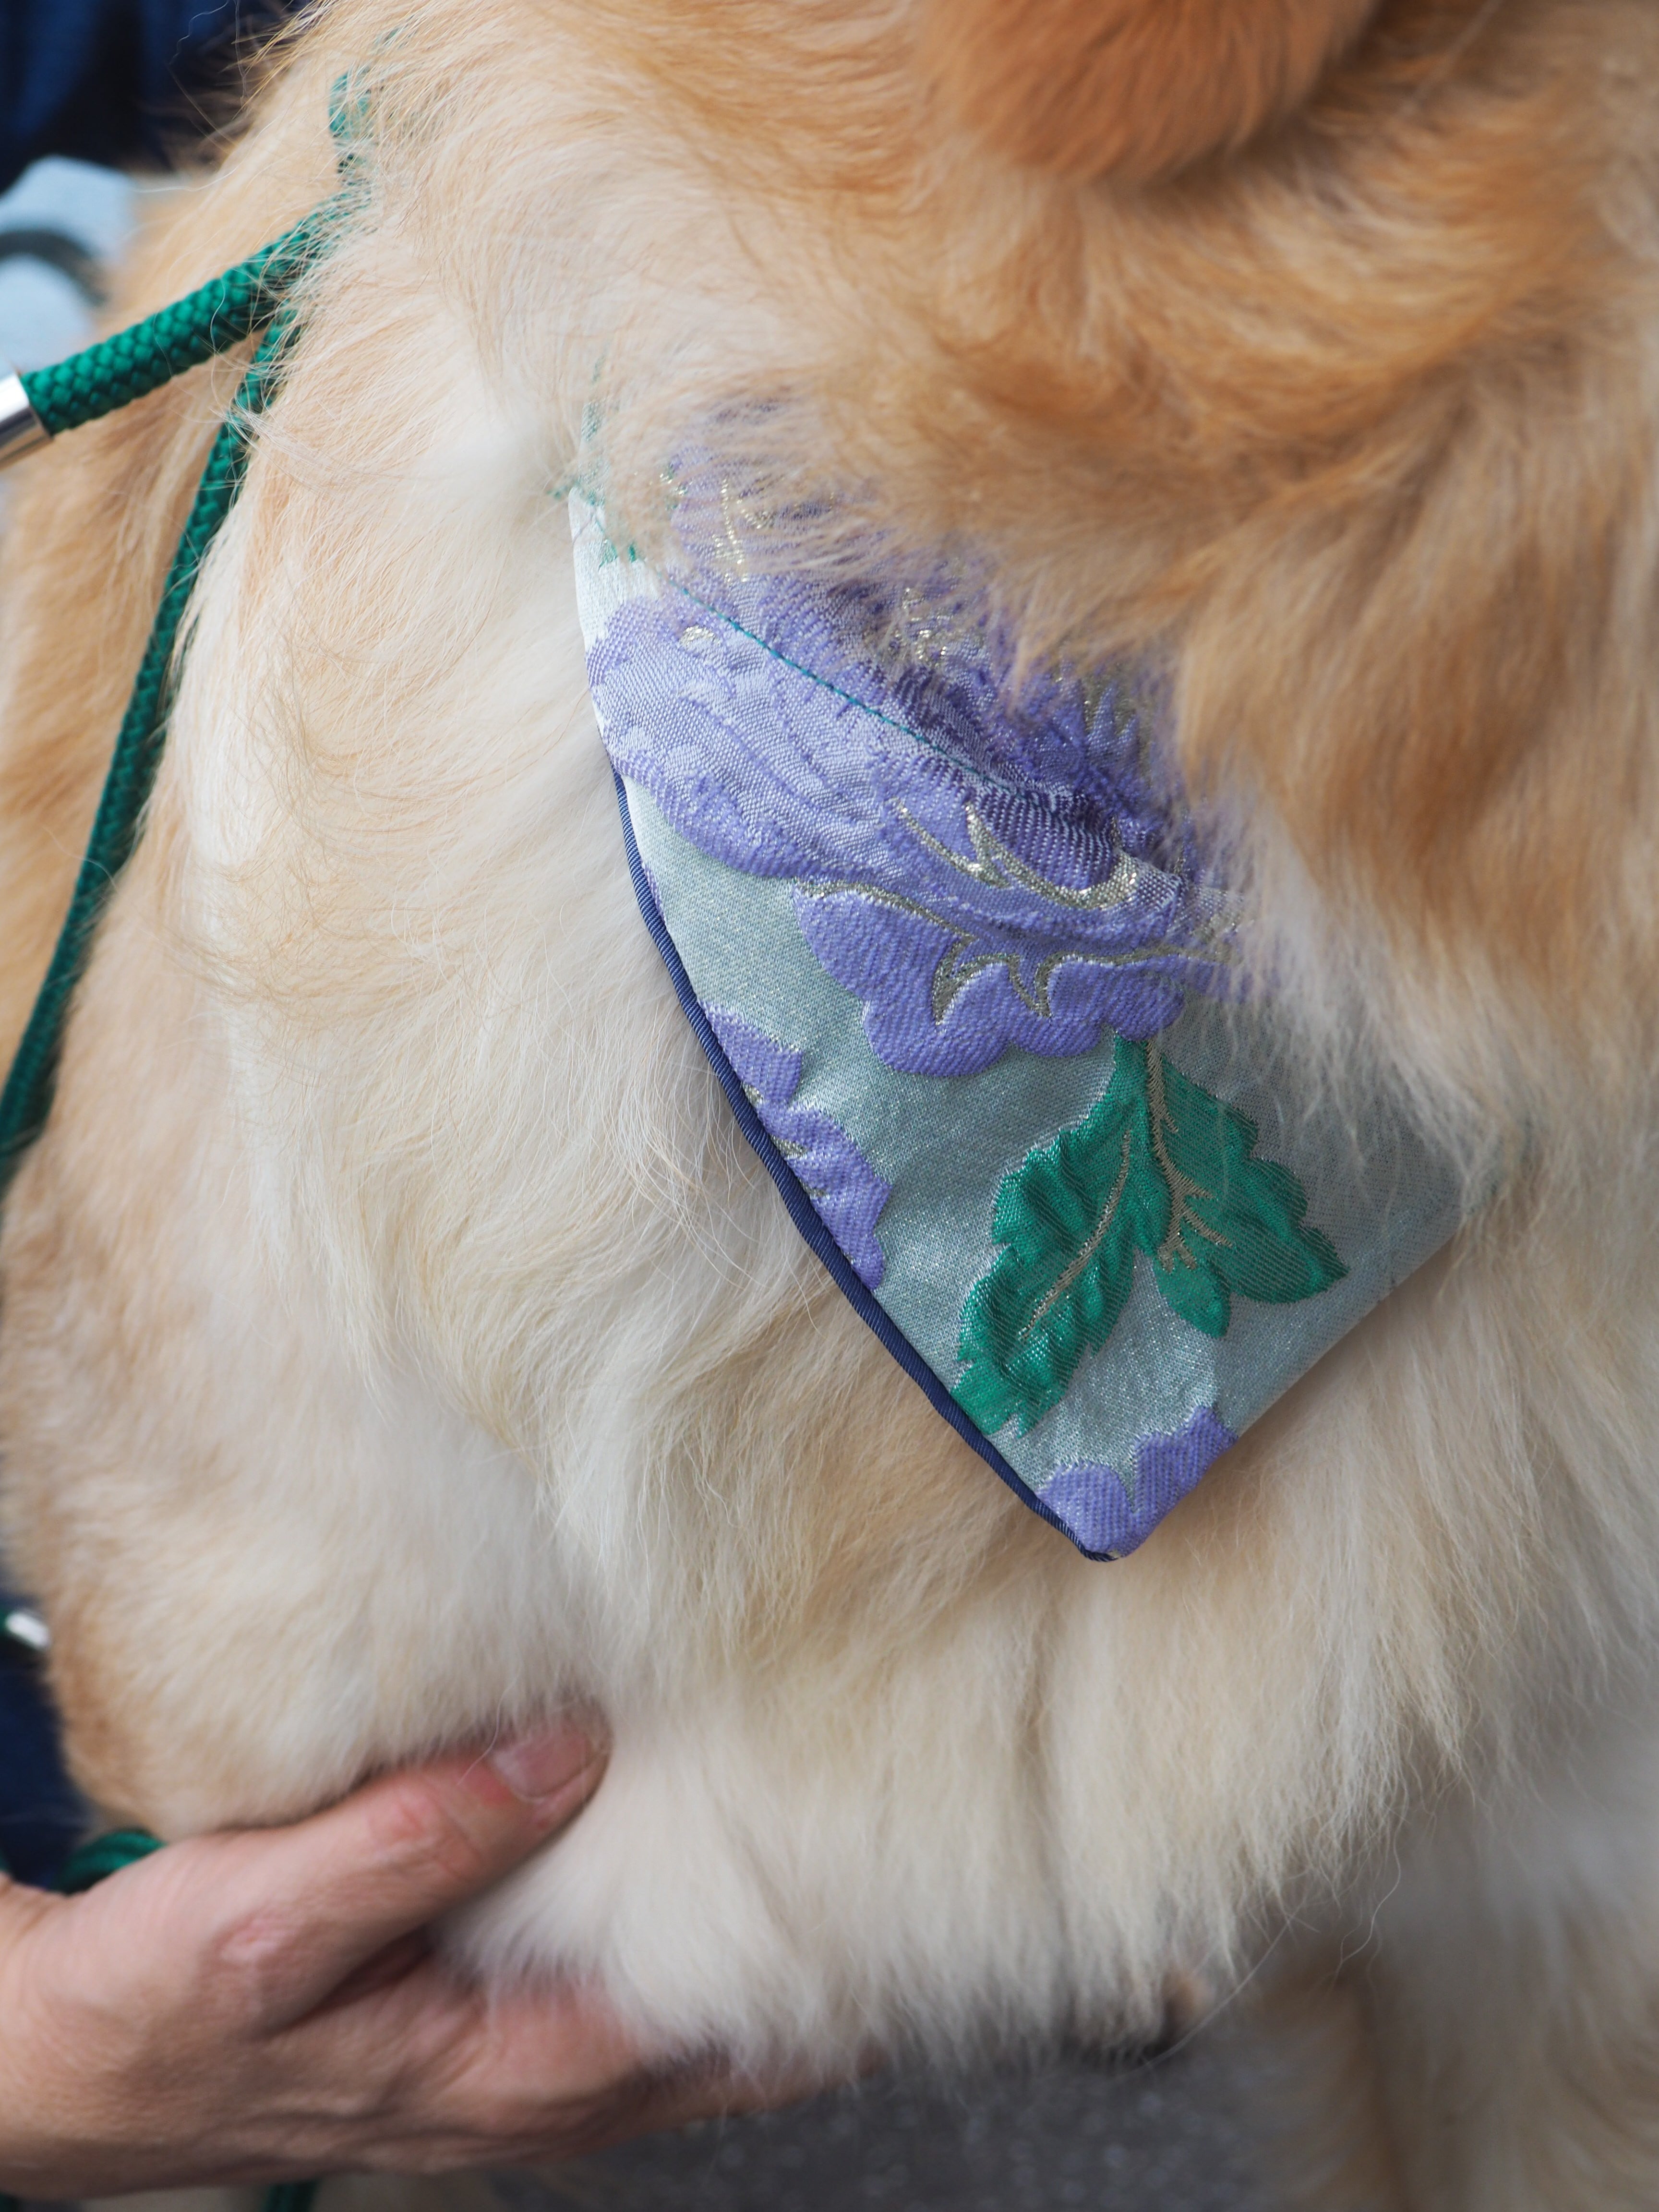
0,372 -> 49,470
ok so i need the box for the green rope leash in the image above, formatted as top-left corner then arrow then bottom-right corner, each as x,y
0,1830 -> 320,2212
0,38 -> 370,461
0,311 -> 296,1186
53,1822 -> 164,1890
267,2187 -> 324,2212
17,211 -> 328,439
0,175 -> 361,1191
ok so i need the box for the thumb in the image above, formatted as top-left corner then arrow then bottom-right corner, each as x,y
179,1725 -> 605,2025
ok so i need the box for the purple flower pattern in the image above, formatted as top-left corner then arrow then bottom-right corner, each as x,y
587,529 -> 1236,1078
1040,1407 -> 1238,1557
707,1006 -> 891,1289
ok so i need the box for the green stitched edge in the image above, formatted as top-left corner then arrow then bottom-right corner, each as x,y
0,316 -> 294,1192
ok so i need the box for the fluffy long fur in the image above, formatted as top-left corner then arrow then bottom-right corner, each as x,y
4,1 -> 1659,2201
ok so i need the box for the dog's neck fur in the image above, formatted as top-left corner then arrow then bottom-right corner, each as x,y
264,0 -> 1659,1117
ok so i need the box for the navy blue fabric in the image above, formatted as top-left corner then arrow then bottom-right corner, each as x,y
0,1 -> 292,192
613,772 -> 1113,1560
0,1624 -> 82,1888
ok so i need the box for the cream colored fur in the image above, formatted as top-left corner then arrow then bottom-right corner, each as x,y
4,3 -> 1659,2205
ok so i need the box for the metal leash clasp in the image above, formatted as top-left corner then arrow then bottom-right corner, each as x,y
0,368 -> 48,469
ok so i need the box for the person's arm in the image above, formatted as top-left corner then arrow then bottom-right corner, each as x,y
0,1727 -> 763,2195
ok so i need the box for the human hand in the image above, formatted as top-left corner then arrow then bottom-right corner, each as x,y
0,1728 -> 777,2195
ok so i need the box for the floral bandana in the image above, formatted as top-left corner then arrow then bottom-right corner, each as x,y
571,491 -> 1463,1557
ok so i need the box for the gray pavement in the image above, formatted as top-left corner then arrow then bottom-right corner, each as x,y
490,2023 -> 1278,2212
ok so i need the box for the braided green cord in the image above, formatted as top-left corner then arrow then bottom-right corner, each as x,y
265,2185 -> 323,2212
0,317 -> 299,1189
13,61 -> 365,445
17,209 -> 334,439
55,1824 -> 165,1892
0,89 -> 361,1178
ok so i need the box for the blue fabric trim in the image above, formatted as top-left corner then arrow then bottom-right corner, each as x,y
612,770 -> 1113,1562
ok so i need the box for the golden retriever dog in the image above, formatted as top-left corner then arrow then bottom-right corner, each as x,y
2,0 -> 1657,2201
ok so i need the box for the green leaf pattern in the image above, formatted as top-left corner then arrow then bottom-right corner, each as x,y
954,1038 -> 1346,1438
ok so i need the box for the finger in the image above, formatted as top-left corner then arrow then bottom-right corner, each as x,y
258,1969 -> 747,2174
0,1874 -> 65,1948
284,1961 -> 835,2171
316,1929 -> 432,2011
192,1726 -> 606,2024
172,1960 -> 652,2174
306,1961 -> 642,2100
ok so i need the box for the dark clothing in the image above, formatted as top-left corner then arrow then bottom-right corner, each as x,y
0,0 -> 288,193
0,1638 -> 82,1884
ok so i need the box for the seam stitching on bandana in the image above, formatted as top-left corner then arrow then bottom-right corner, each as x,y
661,577 -> 1079,806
